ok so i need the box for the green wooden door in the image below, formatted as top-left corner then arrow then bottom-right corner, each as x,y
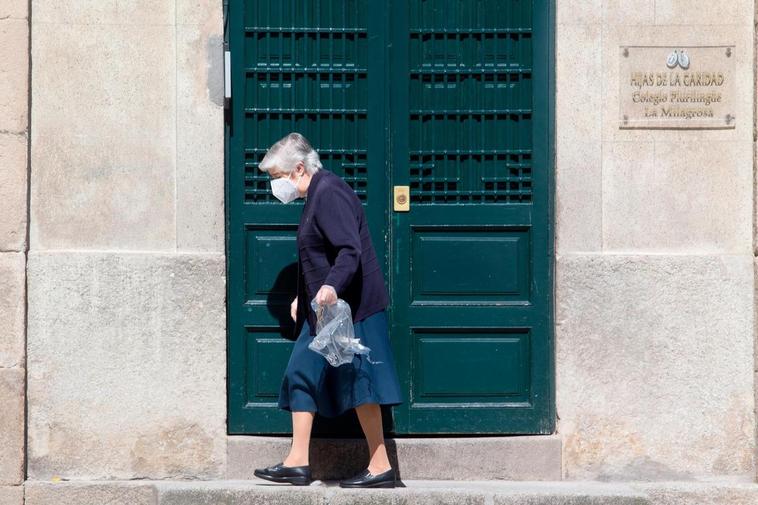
389,0 -> 553,434
225,0 -> 389,434
226,0 -> 554,435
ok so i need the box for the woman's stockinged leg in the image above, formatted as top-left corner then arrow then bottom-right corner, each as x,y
284,411 -> 315,467
354,403 -> 392,474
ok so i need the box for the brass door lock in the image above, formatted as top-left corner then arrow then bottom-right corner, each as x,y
394,186 -> 410,212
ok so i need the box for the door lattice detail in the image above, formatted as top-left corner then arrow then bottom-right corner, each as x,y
242,1 -> 370,203
408,0 -> 533,203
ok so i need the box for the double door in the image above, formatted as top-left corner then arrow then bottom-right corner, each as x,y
226,0 -> 553,435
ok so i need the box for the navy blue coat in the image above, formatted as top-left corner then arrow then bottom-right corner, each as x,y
293,169 -> 389,337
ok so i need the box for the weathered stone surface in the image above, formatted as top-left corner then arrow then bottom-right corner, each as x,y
30,0 -> 228,252
158,481 -> 323,505
228,435 -> 562,481
0,368 -> 24,485
1,0 -> 27,19
555,138 -> 602,254
30,22 -> 176,250
0,134 -> 28,252
19,478 -> 758,505
553,9 -> 757,482
556,253 -> 755,480
556,23 -> 602,143
0,18 -> 29,133
156,480 -> 649,505
177,0 -> 223,27
25,481 -> 157,505
603,0 -> 656,25
555,22 -> 603,253
556,0 -> 601,25
629,479 -> 758,505
653,0 -> 754,25
32,1 -> 174,25
602,140 -> 752,253
176,21 -> 224,252
27,251 -> 227,479
0,486 -> 23,505
0,253 -> 25,368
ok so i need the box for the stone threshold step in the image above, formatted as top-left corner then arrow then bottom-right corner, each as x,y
228,434 -> 563,481
22,478 -> 758,505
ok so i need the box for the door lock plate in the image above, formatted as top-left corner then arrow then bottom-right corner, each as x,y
394,186 -> 410,212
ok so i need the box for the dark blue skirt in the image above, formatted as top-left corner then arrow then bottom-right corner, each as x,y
278,309 -> 404,418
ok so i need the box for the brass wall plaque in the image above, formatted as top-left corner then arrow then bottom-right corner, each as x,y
618,45 -> 735,129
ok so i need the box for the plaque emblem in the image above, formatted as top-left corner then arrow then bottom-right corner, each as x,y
666,49 -> 690,70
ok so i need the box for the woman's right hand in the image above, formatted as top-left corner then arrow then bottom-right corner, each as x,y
290,296 -> 298,322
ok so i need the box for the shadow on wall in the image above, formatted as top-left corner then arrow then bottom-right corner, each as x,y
266,262 -> 299,340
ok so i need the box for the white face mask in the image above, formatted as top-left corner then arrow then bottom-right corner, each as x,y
270,171 -> 303,204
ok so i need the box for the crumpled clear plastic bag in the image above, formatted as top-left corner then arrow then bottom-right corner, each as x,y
308,298 -> 383,367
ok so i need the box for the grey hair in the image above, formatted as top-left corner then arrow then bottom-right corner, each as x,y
258,132 -> 322,175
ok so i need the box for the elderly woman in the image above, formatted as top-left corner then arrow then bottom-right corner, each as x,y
253,132 -> 404,488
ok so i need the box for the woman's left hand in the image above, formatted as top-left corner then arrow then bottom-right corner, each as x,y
315,284 -> 338,305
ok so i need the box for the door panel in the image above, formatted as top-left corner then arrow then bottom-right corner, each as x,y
388,0 -> 553,433
227,0 -> 388,434
410,227 -> 530,302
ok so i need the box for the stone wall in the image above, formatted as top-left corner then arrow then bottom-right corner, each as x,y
27,1 -> 227,480
15,0 -> 758,485
555,0 -> 756,480
0,1 -> 28,503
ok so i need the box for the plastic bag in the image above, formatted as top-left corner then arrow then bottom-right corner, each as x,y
308,298 -> 383,367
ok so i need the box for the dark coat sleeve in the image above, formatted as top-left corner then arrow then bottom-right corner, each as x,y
314,188 -> 362,295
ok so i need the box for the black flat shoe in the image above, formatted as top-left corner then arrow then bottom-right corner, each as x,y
339,467 -> 396,488
253,462 -> 312,486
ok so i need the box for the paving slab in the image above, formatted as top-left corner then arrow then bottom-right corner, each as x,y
0,485 -> 23,505
23,478 -> 758,505
157,479 -> 649,505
